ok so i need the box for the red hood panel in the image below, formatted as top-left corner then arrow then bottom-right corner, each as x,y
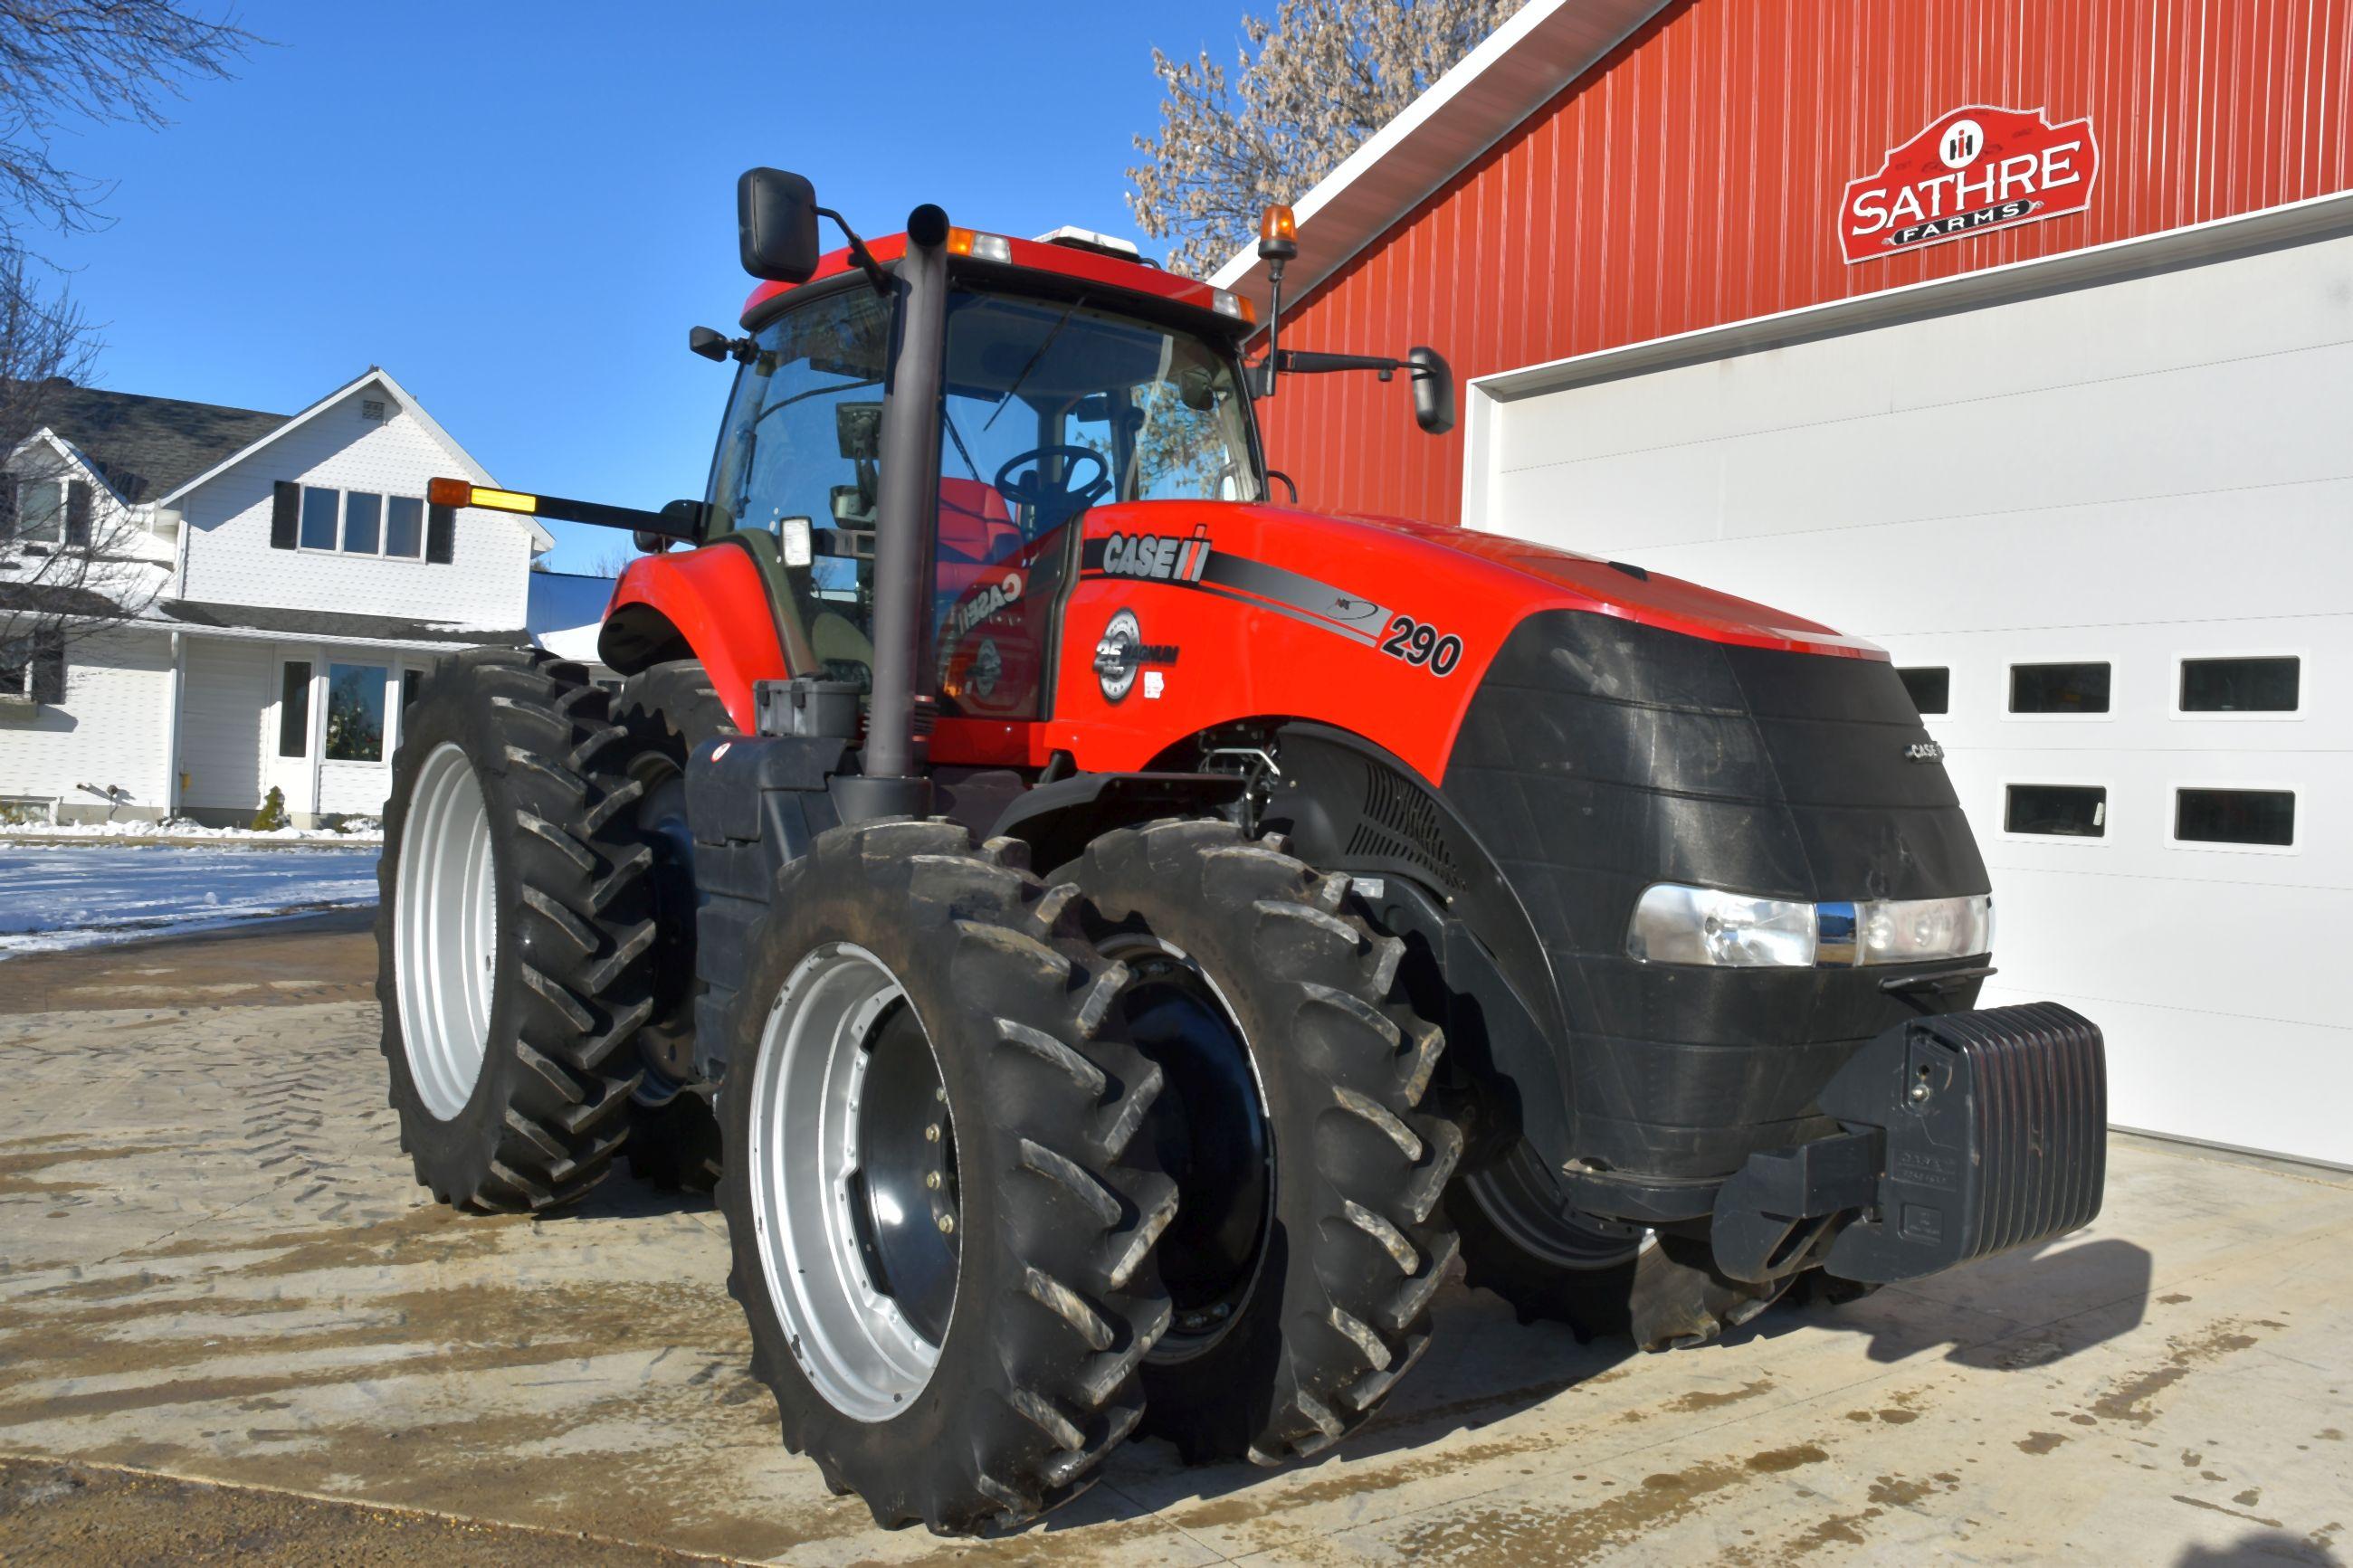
1030,500 -> 1884,783
1127,503 -> 1882,660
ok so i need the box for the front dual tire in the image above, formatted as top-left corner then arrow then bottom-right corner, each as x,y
715,821 -> 1177,1534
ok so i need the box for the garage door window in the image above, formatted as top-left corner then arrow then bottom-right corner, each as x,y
325,663 -> 386,762
2179,656 -> 2298,713
2175,788 -> 2294,847
1898,667 -> 1949,715
2010,662 -> 2110,714
2005,784 -> 2105,838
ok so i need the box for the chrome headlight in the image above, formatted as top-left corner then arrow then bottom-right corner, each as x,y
1626,885 -> 1817,968
1629,885 -> 1993,969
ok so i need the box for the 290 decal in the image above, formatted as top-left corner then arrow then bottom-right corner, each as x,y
1378,614 -> 1463,676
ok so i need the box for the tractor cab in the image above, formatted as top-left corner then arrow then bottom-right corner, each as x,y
701,245 -> 1267,723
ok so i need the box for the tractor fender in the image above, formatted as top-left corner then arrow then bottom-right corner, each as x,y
1258,722 -> 1577,1173
986,770 -> 1245,876
598,539 -> 797,732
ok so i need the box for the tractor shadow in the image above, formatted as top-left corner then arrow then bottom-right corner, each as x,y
1055,1234 -> 2154,1527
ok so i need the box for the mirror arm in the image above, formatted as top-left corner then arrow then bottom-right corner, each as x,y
818,206 -> 891,295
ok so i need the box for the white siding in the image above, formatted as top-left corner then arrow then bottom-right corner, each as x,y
1472,227 -> 2353,1168
176,382 -> 533,631
177,637 -> 273,813
0,629 -> 172,813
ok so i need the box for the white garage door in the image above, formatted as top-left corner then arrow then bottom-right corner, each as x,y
1469,203 -> 2353,1169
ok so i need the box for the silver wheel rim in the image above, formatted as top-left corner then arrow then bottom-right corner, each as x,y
393,741 -> 500,1120
748,942 -> 952,1421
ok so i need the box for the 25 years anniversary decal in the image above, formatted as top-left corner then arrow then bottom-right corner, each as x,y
1081,526 -> 1464,676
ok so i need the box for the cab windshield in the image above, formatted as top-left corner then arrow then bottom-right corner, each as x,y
938,289 -> 1262,519
702,279 -> 1257,700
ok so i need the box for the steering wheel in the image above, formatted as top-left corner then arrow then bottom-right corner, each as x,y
993,444 -> 1112,520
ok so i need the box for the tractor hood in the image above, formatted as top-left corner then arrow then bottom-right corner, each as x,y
1075,500 -> 1881,663
1308,507 -> 1881,661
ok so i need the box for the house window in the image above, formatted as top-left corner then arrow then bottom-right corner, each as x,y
2179,656 -> 2299,713
12,480 -> 61,543
291,486 -> 429,558
299,486 -> 340,550
343,491 -> 382,554
2175,788 -> 2295,847
385,496 -> 424,558
2006,784 -> 2106,838
2010,661 -> 2110,715
278,660 -> 312,756
1898,667 -> 1949,715
325,662 -> 386,761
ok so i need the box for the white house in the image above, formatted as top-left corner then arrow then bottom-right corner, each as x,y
0,369 -> 609,827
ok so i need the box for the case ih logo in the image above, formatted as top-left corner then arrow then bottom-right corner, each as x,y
1100,523 -> 1213,583
1841,105 -> 2099,264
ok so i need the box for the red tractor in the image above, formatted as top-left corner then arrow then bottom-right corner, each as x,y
376,170 -> 2107,1535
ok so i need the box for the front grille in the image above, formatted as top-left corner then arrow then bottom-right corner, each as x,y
1347,758 -> 1466,891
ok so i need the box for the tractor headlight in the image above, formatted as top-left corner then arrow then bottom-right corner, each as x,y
1626,885 -> 1817,968
1628,886 -> 1994,969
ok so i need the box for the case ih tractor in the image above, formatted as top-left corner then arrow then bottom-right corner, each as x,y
376,169 -> 2108,1534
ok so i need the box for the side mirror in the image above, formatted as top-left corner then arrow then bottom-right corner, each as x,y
1409,347 -> 1455,436
738,167 -> 821,283
688,326 -> 729,362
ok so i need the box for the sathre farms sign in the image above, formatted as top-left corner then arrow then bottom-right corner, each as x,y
1840,104 -> 2099,264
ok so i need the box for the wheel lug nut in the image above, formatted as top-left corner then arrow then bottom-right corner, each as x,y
925,1123 -> 941,1143
936,1213 -> 956,1234
935,1086 -> 947,1102
925,1172 -> 941,1191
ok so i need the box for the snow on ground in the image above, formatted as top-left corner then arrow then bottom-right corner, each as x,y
0,817 -> 382,846
0,845 -> 381,957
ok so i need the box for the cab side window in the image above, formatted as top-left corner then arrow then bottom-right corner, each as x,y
703,284 -> 893,684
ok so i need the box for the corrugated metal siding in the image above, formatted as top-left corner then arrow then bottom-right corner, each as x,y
1261,0 -> 2353,524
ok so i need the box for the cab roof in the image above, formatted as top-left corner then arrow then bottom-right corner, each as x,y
740,230 -> 1259,331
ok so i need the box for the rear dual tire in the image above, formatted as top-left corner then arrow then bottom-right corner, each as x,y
376,649 -> 654,1212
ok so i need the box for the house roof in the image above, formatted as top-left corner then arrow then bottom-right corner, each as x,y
14,382 -> 290,504
152,366 -> 553,552
154,598 -> 528,647
1208,0 -> 1668,314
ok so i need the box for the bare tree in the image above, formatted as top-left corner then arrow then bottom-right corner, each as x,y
1128,0 -> 1526,277
0,3 -> 254,688
0,1 -> 256,255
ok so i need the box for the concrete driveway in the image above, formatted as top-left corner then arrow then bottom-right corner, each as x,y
0,922 -> 2346,1565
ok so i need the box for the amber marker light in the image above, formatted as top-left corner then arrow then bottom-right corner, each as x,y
430,479 -> 538,514
1259,204 -> 1297,245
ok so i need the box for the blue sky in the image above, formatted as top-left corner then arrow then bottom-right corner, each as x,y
39,2 -> 1256,571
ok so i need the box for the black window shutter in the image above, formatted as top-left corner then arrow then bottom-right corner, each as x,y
270,480 -> 300,549
425,502 -> 455,564
30,639 -> 64,704
63,480 -> 90,546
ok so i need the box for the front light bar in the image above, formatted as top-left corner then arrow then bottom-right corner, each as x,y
1627,884 -> 1993,970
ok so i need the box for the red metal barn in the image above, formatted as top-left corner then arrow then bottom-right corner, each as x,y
1213,0 -> 2353,1169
